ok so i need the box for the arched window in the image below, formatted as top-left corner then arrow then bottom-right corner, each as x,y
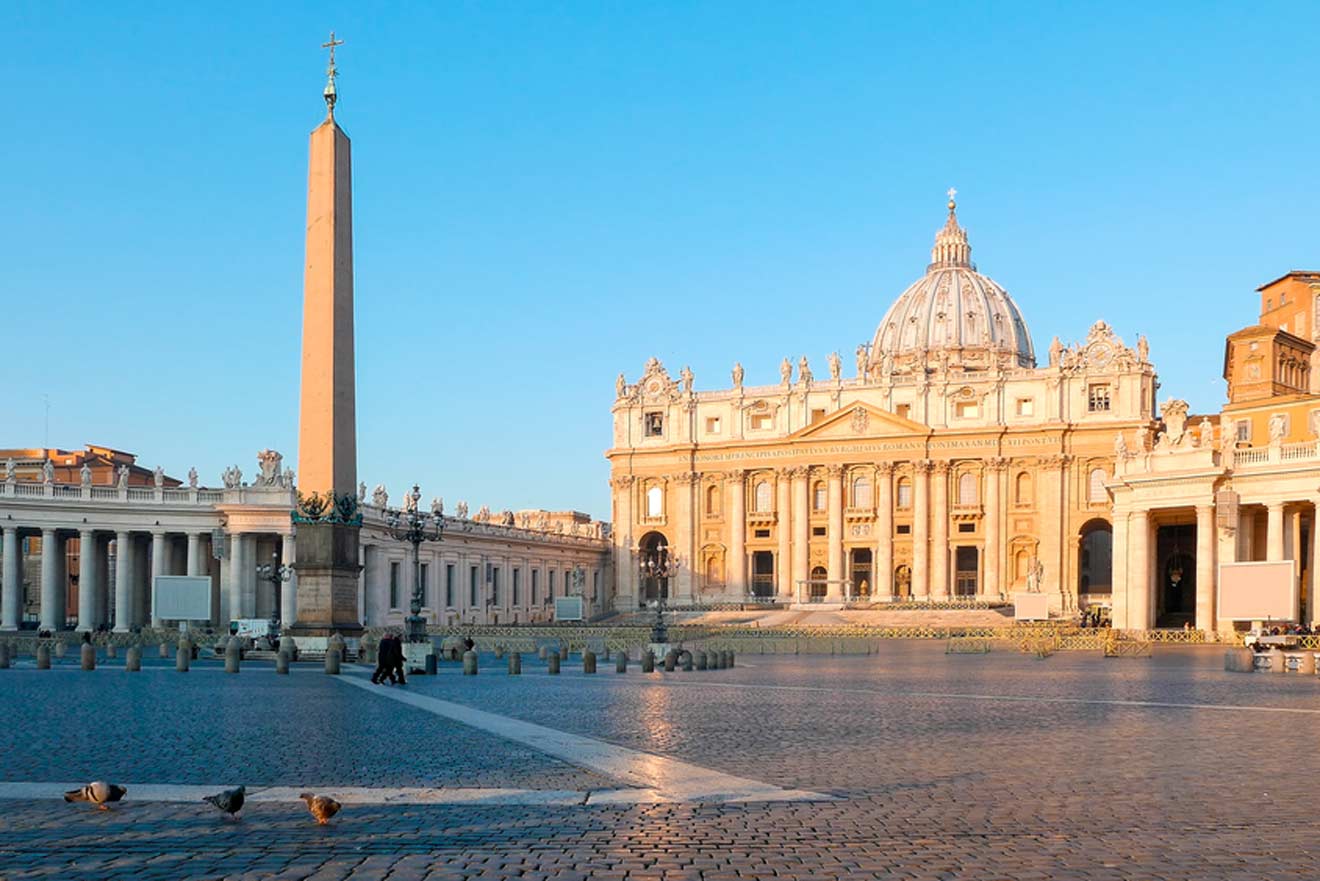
958,472 -> 977,506
812,481 -> 827,511
852,476 -> 872,508
1088,468 -> 1108,502
1015,472 -> 1033,506
705,483 -> 720,516
896,477 -> 912,509
646,485 -> 663,518
754,480 -> 772,513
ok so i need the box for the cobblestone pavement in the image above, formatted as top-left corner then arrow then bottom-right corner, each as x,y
2,644 -> 1320,879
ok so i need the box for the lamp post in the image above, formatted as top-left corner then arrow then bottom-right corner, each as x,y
255,551 -> 292,635
385,484 -> 444,643
638,543 -> 681,646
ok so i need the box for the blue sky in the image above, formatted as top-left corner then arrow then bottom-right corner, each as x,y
3,2 -> 1317,517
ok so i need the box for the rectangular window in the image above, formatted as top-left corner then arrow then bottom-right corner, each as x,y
491,567 -> 501,605
512,568 -> 521,605
645,412 -> 664,437
564,570 -> 573,594
897,482 -> 912,508
420,562 -> 430,607
531,569 -> 539,605
896,403 -> 911,419
896,524 -> 911,535
1016,398 -> 1034,417
548,569 -> 556,599
753,528 -> 770,539
811,408 -> 827,424
1087,384 -> 1111,412
389,562 -> 401,609
955,401 -> 979,419
812,526 -> 827,537
705,416 -> 721,434
469,565 -> 479,607
750,413 -> 772,430
1236,420 -> 1250,443
445,564 -> 455,607
592,571 -> 600,601
957,522 -> 975,534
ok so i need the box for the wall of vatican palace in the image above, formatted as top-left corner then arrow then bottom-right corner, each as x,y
0,449 -> 611,633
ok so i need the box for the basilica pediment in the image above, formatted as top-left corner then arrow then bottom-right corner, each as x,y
791,403 -> 928,441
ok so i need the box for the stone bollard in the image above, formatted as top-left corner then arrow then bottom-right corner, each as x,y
224,637 -> 241,674
583,650 -> 597,674
328,633 -> 346,662
681,651 -> 693,672
715,649 -> 727,669
1224,648 -> 1254,673
36,644 -> 51,669
80,642 -> 96,671
325,648 -> 342,675
508,651 -> 522,675
1270,650 -> 1289,674
696,650 -> 707,671
125,645 -> 141,672
105,644 -> 116,659
602,647 -> 610,662
272,650 -> 287,674
1299,652 -> 1318,675
0,641 -> 10,669
664,650 -> 677,672
463,649 -> 478,675
642,649 -> 655,673
159,642 -> 170,659
538,645 -> 548,661
548,650 -> 561,675
615,652 -> 628,673
178,644 -> 192,672
54,640 -> 67,659
726,650 -> 736,669
425,653 -> 438,675
495,645 -> 505,660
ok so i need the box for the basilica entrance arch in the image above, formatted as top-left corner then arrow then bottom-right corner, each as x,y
637,531 -> 671,604
808,565 -> 827,601
1156,523 -> 1196,627
849,548 -> 872,598
894,564 -> 912,599
1078,519 -> 1113,608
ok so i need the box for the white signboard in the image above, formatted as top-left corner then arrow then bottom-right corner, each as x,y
153,575 -> 212,621
232,618 -> 274,638
1218,561 -> 1297,622
1013,592 -> 1051,621
554,596 -> 584,621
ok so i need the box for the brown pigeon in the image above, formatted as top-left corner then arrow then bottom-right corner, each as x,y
203,785 -> 245,819
299,792 -> 341,825
64,781 -> 128,811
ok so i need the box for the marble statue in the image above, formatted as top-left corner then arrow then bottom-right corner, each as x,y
828,351 -> 841,381
616,373 -> 626,399
222,466 -> 242,489
1025,558 -> 1044,593
855,344 -> 868,379
187,467 -> 199,488
153,465 -> 165,488
798,356 -> 812,384
1048,336 -> 1062,368
732,362 -> 744,389
1113,432 -> 1127,458
79,463 -> 92,486
780,357 -> 792,385
4,459 -> 15,483
358,481 -> 367,503
402,488 -> 418,513
371,485 -> 388,508
456,501 -> 469,519
42,460 -> 54,484
431,496 -> 444,517
117,465 -> 129,488
1269,412 -> 1288,442
1137,334 -> 1149,363
282,467 -> 295,488
255,449 -> 283,487
680,365 -> 694,394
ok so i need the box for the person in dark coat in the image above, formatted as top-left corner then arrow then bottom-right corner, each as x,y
391,634 -> 407,685
372,632 -> 397,685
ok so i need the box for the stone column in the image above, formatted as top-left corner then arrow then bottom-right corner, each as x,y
874,464 -> 894,600
39,528 -> 60,631
826,466 -> 844,600
1129,511 -> 1150,631
2,527 -> 20,631
1267,502 -> 1286,562
114,531 -> 133,632
186,533 -> 202,576
776,469 -> 793,600
930,462 -> 949,601
228,533 -> 246,621
1110,509 -> 1130,627
1311,502 -> 1320,625
1195,504 -> 1216,633
673,473 -> 696,603
983,460 -> 1003,600
150,531 -> 166,627
613,476 -> 635,607
791,467 -> 809,602
361,544 -> 380,627
1238,509 -> 1255,561
1038,455 -> 1067,610
727,470 -> 747,598
912,461 -> 931,599
77,529 -> 97,632
281,533 -> 297,628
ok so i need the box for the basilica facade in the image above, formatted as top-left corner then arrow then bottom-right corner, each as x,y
608,197 -> 1157,615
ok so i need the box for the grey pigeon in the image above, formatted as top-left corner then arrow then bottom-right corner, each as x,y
203,785 -> 245,819
64,781 -> 128,811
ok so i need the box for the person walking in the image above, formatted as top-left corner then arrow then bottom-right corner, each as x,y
391,634 -> 407,685
372,632 -> 396,685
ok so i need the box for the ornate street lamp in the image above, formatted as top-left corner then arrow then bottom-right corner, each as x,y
384,484 -> 444,643
255,551 -> 292,635
638,543 -> 681,646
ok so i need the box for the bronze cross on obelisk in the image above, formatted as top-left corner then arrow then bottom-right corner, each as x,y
322,31 -> 344,116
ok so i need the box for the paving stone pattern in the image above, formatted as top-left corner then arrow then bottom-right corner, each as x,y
2,645 -> 1319,879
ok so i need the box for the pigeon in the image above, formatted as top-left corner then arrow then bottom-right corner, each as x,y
64,781 -> 128,811
202,785 -> 245,819
299,792 -> 341,825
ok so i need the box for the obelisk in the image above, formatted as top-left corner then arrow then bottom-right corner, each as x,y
291,32 -> 362,637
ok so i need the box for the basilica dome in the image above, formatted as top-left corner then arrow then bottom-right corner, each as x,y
869,195 -> 1035,373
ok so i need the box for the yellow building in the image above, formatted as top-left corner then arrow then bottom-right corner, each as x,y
608,196 -> 1157,613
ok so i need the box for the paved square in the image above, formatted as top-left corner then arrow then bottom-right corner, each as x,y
2,644 -> 1318,879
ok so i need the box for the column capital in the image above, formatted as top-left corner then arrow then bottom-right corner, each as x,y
876,461 -> 895,476
913,459 -> 933,473
672,471 -> 700,486
787,465 -> 811,480
987,457 -> 1010,472
931,460 -> 951,474
725,468 -> 747,485
825,464 -> 845,479
610,474 -> 636,490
